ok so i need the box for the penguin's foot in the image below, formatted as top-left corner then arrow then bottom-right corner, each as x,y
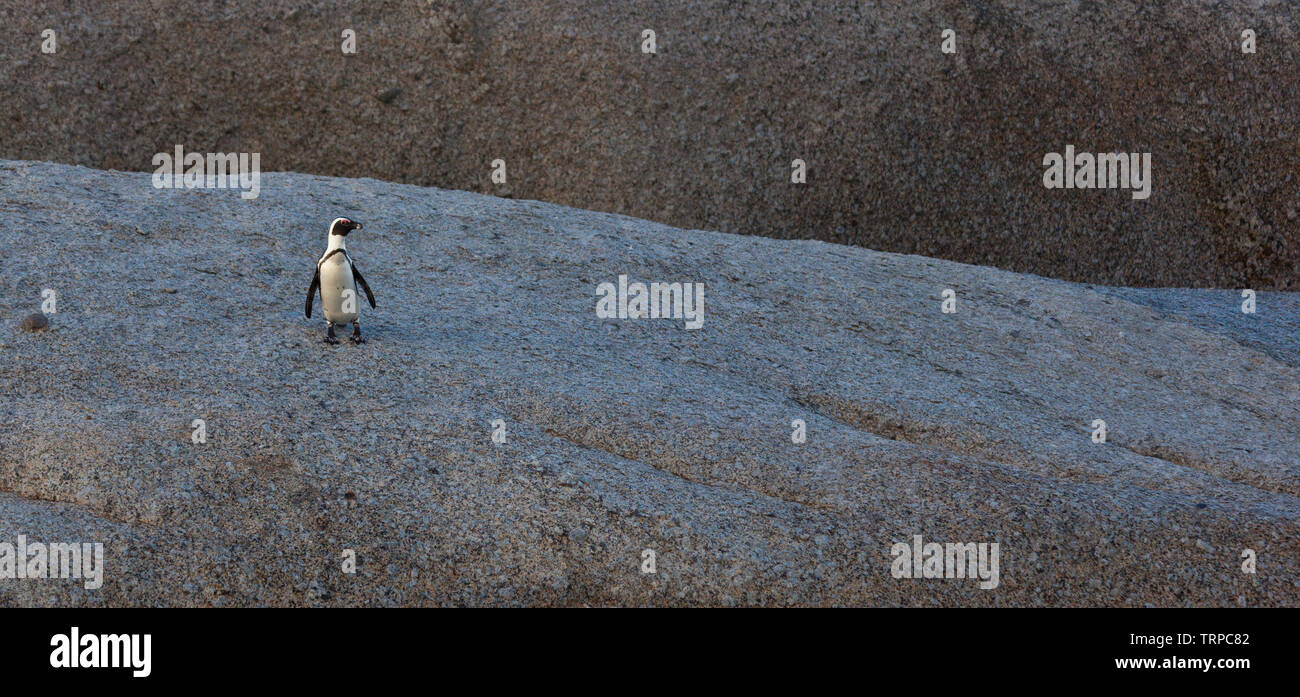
351,323 -> 365,344
324,322 -> 340,345
324,335 -> 341,345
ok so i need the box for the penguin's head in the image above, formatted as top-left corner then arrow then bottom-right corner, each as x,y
329,217 -> 363,236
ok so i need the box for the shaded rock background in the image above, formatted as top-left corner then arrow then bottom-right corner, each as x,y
0,160 -> 1298,606
1,0 -> 1296,289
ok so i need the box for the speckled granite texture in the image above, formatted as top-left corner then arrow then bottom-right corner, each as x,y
0,160 -> 1296,606
2,1 -> 1297,288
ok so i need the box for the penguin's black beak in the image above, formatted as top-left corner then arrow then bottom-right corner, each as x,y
351,221 -> 363,231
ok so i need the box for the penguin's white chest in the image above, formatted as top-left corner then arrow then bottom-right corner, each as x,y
320,255 -> 359,324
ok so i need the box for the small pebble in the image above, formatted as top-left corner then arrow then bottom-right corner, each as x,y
20,313 -> 49,332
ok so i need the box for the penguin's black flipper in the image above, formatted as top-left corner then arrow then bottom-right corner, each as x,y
305,268 -> 321,318
351,262 -> 376,309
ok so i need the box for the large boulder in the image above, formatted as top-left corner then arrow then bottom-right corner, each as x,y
0,160 -> 1296,606
2,1 -> 1297,288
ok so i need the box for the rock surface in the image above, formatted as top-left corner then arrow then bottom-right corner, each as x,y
2,1 -> 1298,289
0,159 -> 1297,607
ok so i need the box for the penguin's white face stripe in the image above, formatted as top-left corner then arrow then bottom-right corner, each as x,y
328,218 -> 365,237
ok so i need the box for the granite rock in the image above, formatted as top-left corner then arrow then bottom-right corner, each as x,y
1,1 -> 1297,288
0,160 -> 1297,606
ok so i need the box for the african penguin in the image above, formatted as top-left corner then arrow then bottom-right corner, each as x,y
305,217 -> 376,344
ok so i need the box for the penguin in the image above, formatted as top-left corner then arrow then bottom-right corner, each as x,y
305,217 -> 376,344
